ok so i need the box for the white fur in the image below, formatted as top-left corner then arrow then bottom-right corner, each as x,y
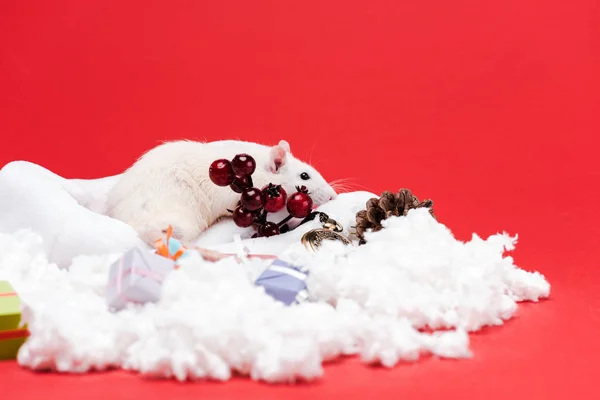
106,140 -> 337,245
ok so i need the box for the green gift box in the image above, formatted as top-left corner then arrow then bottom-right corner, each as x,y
0,281 -> 28,360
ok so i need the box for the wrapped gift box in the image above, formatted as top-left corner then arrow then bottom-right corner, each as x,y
255,259 -> 309,306
0,281 -> 28,360
106,247 -> 176,311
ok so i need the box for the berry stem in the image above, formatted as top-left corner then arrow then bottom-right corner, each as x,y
296,211 -> 325,227
276,214 -> 294,227
276,211 -> 324,228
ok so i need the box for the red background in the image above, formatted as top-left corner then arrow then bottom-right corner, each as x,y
1,0 -> 599,398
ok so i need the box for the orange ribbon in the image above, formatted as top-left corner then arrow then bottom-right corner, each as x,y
154,226 -> 186,268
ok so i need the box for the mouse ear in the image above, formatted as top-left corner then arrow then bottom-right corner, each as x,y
278,140 -> 291,153
268,142 -> 289,173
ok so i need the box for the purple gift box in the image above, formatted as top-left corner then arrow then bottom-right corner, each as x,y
106,247 -> 176,311
255,259 -> 309,306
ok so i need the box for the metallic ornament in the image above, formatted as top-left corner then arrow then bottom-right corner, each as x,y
301,213 -> 351,253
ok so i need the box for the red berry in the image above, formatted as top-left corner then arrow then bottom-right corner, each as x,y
259,222 -> 280,237
241,187 -> 265,211
287,186 -> 313,218
230,175 -> 253,193
209,159 -> 235,186
232,206 -> 255,227
262,184 -> 287,213
231,154 -> 256,177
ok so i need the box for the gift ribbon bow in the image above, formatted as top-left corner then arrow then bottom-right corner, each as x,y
154,226 -> 187,267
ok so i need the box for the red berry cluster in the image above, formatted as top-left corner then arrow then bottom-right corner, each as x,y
209,154 -> 314,237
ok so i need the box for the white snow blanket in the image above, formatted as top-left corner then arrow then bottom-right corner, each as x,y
0,161 -> 550,382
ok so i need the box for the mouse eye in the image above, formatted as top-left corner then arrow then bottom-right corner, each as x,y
300,172 -> 310,180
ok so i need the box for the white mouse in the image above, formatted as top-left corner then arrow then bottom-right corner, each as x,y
106,139 -> 338,245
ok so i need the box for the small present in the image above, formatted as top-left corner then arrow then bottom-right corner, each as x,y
255,259 -> 309,306
154,226 -> 191,268
0,281 -> 28,360
106,247 -> 176,311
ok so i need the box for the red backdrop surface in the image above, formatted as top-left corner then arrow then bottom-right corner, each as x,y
1,0 -> 599,399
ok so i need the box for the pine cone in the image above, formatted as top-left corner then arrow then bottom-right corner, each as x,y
354,188 -> 436,245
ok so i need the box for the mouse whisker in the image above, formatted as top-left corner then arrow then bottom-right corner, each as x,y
329,177 -> 369,193
330,182 -> 352,193
308,142 -> 318,165
311,159 -> 323,168
329,178 -> 353,186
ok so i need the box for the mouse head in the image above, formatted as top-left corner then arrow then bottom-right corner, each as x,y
262,140 -> 337,207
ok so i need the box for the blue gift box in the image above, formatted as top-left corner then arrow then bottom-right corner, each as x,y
255,259 -> 309,306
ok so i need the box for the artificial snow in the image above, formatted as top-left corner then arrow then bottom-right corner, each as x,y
0,161 -> 550,382
0,209 -> 549,382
